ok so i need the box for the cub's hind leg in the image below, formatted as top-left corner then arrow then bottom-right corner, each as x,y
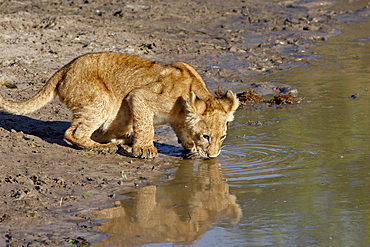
64,112 -> 118,154
91,101 -> 134,146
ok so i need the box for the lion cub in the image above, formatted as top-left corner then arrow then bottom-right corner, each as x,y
0,53 -> 238,158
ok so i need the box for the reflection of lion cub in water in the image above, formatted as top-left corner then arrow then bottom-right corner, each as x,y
0,53 -> 238,158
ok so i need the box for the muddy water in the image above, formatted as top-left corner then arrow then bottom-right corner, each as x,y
92,19 -> 370,247
222,19 -> 370,246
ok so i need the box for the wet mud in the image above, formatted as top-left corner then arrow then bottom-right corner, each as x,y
0,0 -> 369,246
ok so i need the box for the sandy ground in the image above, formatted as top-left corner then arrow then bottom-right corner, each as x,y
0,0 -> 369,246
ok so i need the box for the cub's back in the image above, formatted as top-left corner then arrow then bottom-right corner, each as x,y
59,53 -> 166,98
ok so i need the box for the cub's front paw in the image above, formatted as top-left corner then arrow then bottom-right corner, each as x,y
133,145 -> 158,159
93,143 -> 118,154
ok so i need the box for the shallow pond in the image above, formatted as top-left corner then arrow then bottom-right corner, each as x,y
92,16 -> 370,247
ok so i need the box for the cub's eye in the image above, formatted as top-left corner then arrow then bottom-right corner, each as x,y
220,135 -> 227,140
203,135 -> 210,141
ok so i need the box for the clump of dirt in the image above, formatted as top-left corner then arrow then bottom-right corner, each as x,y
237,83 -> 304,106
267,95 -> 304,105
350,93 -> 360,99
246,120 -> 263,127
237,89 -> 264,104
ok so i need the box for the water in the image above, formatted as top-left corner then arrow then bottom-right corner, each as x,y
92,18 -> 370,247
223,19 -> 370,246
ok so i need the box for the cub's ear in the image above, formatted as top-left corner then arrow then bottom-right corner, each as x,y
219,90 -> 239,112
185,91 -> 206,116
219,90 -> 239,121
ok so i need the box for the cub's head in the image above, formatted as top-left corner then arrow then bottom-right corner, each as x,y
185,90 -> 239,158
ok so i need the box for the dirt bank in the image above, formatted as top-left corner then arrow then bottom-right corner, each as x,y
1,0 -> 369,246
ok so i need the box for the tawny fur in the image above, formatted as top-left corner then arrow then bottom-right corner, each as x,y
0,53 -> 238,158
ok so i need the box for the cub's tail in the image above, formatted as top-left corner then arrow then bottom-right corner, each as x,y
0,70 -> 63,115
